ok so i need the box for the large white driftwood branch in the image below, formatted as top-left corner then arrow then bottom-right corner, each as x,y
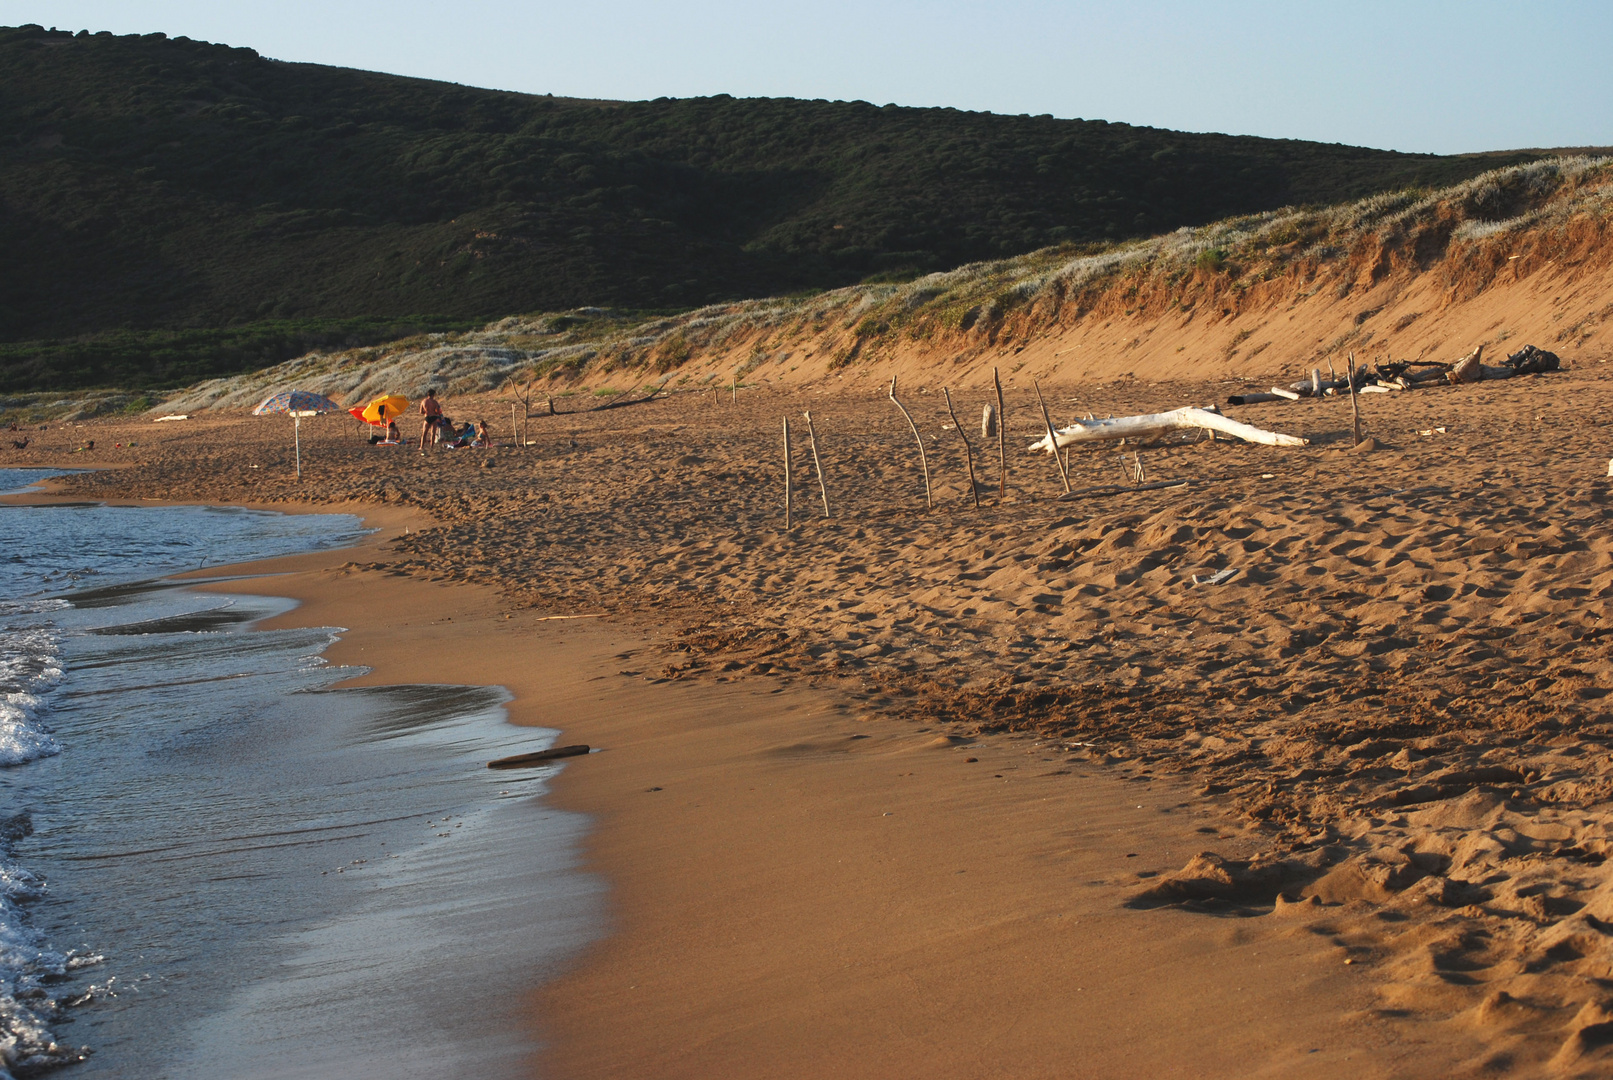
1027,406 -> 1308,452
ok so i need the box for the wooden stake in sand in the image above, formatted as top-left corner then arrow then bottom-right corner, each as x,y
783,416 -> 793,530
943,388 -> 981,509
802,411 -> 831,518
1348,352 -> 1363,447
888,376 -> 932,509
994,367 -> 1007,500
1032,379 -> 1072,494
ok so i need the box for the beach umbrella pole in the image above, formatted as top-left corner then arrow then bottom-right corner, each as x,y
295,414 -> 302,479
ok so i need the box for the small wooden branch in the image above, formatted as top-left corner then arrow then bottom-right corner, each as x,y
1348,352 -> 1362,447
803,410 -> 831,518
943,388 -> 981,509
994,367 -> 1006,500
1029,406 -> 1308,451
888,376 -> 932,509
1033,379 -> 1072,494
783,415 -> 793,530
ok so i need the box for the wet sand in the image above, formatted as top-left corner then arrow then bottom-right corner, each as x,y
11,364 -> 1613,1074
193,514 -> 1454,1078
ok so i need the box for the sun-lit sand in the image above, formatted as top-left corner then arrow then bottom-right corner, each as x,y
8,350 -> 1613,1077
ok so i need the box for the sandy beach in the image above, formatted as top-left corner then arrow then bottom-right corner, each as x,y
179,508 -> 1446,1077
9,355 -> 1613,1076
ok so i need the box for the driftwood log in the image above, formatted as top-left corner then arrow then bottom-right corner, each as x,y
1029,406 -> 1308,452
489,745 -> 590,768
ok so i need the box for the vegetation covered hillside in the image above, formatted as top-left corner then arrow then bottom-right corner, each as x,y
1,23 -> 1540,390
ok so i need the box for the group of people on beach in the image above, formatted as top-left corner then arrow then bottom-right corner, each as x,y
417,389 -> 490,451
363,389 -> 489,450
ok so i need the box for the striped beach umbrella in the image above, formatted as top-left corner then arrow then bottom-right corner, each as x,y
253,390 -> 342,479
252,390 -> 342,415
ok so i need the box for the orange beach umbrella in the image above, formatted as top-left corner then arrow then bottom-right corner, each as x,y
350,394 -> 410,427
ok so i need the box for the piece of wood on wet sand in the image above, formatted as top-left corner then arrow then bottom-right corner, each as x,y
1029,406 -> 1308,451
889,376 -> 932,509
488,744 -> 591,768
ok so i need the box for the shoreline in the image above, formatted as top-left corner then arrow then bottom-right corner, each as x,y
136,499 -> 1471,1077
15,372 -> 1607,1074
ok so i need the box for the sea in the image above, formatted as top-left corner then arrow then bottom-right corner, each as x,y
0,469 -> 601,1078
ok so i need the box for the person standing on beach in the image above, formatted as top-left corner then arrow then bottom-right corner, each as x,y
419,388 -> 444,452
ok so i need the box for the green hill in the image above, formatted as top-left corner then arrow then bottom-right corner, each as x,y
0,23 -> 1539,391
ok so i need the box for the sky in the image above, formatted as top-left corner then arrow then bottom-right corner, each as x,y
5,0 -> 1611,155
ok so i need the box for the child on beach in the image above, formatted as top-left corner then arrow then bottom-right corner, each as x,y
368,421 -> 401,445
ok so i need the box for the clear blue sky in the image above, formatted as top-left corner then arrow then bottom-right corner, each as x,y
6,0 -> 1610,154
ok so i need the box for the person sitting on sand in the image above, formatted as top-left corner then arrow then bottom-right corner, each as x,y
10,436 -> 28,450
419,388 -> 444,451
474,420 -> 491,447
445,421 -> 476,448
368,420 -> 402,445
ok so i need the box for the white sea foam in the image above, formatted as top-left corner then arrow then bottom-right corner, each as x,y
0,604 -> 66,768
0,852 -> 87,1077
0,601 -> 79,1075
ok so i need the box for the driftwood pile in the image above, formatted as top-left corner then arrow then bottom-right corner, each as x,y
1227,345 -> 1562,405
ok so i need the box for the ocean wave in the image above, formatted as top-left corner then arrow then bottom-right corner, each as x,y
0,818 -> 90,1077
0,608 -> 77,1072
0,617 -> 65,768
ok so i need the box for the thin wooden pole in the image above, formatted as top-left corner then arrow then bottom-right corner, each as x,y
888,376 -> 931,509
783,416 -> 793,530
993,366 -> 1006,500
1348,352 -> 1362,447
803,411 -> 831,518
511,403 -> 518,444
1033,379 -> 1072,494
943,388 -> 980,509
